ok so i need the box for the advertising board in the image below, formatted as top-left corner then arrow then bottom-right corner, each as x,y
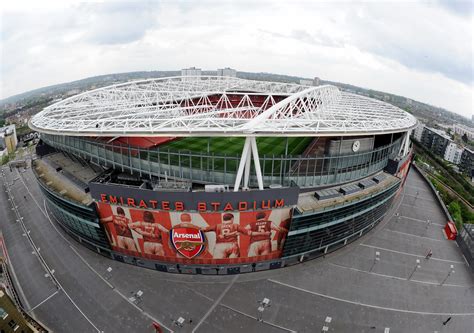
96,203 -> 292,264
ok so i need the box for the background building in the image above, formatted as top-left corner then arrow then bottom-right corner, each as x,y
29,76 -> 416,274
414,124 -> 473,174
460,148 -> 474,175
0,125 -> 17,160
217,67 -> 236,77
444,141 -> 463,164
454,124 -> 474,140
299,79 -> 313,86
413,123 -> 424,142
0,287 -> 46,332
420,126 -> 450,156
180,67 -> 201,79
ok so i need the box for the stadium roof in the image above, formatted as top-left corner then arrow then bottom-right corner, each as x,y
30,76 -> 417,137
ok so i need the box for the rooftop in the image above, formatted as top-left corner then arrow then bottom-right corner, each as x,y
296,171 -> 399,214
30,76 -> 417,137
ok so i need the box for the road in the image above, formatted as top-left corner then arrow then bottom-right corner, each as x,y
0,165 -> 473,332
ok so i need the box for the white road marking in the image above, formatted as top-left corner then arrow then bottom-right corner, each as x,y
267,279 -> 474,316
328,263 -> 470,288
405,185 -> 430,193
406,180 -> 430,187
359,244 -> 465,264
16,171 -> 102,332
113,288 -> 174,333
28,290 -> 59,312
403,193 -> 435,202
0,234 -> 32,311
192,275 -> 239,333
68,245 -> 115,289
44,200 -> 175,332
56,278 -> 102,332
17,170 -> 46,216
219,303 -> 297,332
384,229 -> 445,242
356,174 -> 408,243
394,214 -> 444,227
188,284 -> 293,331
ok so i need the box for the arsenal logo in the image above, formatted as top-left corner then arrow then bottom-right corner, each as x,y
170,227 -> 206,259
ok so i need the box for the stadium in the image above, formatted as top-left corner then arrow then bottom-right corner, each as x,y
29,76 -> 417,274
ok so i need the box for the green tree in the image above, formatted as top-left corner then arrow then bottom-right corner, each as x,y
448,201 -> 463,228
1,154 -> 9,165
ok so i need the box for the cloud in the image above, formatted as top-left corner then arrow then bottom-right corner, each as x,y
81,2 -> 159,45
435,0 -> 474,17
345,2 -> 473,85
0,0 -> 472,118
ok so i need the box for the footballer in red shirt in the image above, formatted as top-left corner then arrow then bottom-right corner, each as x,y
245,212 -> 288,257
100,206 -> 138,252
203,213 -> 249,259
129,211 -> 168,256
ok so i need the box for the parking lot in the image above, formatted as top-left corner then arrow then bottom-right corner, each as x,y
1,165 -> 473,332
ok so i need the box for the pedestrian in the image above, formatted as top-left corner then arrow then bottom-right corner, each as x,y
442,316 -> 452,325
425,249 -> 432,259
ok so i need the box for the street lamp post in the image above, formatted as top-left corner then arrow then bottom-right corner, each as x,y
105,267 -> 113,280
369,251 -> 380,272
129,290 -> 144,304
440,265 -> 455,286
408,259 -> 421,280
173,317 -> 186,328
257,298 -> 271,322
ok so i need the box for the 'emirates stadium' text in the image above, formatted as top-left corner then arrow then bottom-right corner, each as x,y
99,194 -> 286,212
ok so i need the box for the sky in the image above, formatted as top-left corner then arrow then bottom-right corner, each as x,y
0,0 -> 473,118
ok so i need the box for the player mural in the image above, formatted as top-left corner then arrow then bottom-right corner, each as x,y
96,202 -> 292,264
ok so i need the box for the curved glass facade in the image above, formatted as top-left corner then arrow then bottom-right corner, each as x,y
282,180 -> 400,257
32,153 -> 402,274
41,134 -> 402,188
32,131 -> 410,274
33,165 -> 111,252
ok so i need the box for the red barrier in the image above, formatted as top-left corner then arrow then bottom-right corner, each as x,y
444,221 -> 457,240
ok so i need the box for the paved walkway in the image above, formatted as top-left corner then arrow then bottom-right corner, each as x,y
0,166 -> 472,332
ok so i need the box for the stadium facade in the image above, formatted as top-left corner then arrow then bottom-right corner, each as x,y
29,76 -> 417,274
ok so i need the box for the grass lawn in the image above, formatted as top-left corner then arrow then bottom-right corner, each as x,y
160,137 -> 312,156
149,136 -> 313,174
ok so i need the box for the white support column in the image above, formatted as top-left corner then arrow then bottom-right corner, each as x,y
403,129 -> 412,156
399,130 -> 412,157
250,137 -> 264,190
243,145 -> 252,190
234,137 -> 252,192
399,132 -> 408,157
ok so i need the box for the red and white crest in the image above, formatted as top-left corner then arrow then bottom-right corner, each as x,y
170,227 -> 205,259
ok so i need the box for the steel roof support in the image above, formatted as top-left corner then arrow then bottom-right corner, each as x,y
243,144 -> 252,190
250,137 -> 264,190
234,137 -> 252,191
233,136 -> 264,191
30,76 -> 418,136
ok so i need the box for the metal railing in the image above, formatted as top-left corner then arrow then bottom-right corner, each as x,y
41,134 -> 402,188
